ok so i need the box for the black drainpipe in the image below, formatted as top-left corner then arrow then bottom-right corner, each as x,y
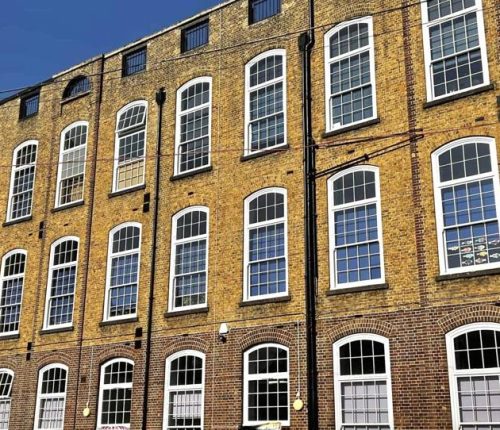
299,0 -> 318,428
142,87 -> 166,430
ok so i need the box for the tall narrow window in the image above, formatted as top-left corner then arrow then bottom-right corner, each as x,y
244,188 -> 288,301
249,0 -> 281,24
243,344 -> 289,426
446,323 -> 500,430
333,334 -> 394,430
105,223 -> 141,321
44,238 -> 79,330
432,137 -> 500,275
0,370 -> 13,430
164,351 -> 205,430
98,359 -> 134,429
7,141 -> 37,222
169,207 -> 209,312
34,364 -> 68,430
56,122 -> 88,207
328,167 -> 385,289
245,50 -> 287,155
114,101 -> 147,192
175,78 -> 211,175
422,0 -> 489,101
325,17 -> 377,131
0,251 -> 26,336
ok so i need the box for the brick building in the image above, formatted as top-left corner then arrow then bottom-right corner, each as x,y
0,0 -> 498,428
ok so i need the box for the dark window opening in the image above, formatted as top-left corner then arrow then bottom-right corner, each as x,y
63,76 -> 91,99
182,20 -> 209,53
20,92 -> 39,119
122,48 -> 147,77
249,0 -> 281,24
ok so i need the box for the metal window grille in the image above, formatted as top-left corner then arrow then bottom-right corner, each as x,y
20,93 -> 39,119
182,21 -> 209,52
63,77 -> 90,99
123,48 -> 147,77
249,0 -> 281,24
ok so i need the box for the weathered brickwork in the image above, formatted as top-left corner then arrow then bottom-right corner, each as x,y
0,0 -> 498,428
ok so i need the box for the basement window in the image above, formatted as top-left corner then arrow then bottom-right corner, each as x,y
181,20 -> 209,52
249,0 -> 281,24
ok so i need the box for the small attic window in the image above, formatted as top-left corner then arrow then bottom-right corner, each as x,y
63,76 -> 91,100
181,20 -> 209,53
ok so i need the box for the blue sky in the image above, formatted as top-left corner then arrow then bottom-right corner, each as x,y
0,0 -> 223,97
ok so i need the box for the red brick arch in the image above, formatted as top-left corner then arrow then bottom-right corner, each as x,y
160,336 -> 211,361
237,327 -> 294,352
437,305 -> 500,333
326,318 -> 394,344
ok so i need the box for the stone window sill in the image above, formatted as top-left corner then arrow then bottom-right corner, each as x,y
3,216 -> 33,227
436,267 -> 500,282
240,295 -> 291,307
164,307 -> 209,318
0,334 -> 20,341
51,201 -> 85,213
322,118 -> 380,139
170,166 -> 213,182
108,184 -> 146,198
100,317 -> 138,327
240,144 -> 289,162
327,283 -> 389,296
40,326 -> 74,335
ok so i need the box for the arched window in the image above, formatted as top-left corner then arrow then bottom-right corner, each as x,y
333,334 -> 394,430
164,351 -> 205,430
104,223 -> 141,321
421,0 -> 489,101
244,188 -> 288,301
243,343 -> 289,426
62,76 -> 90,100
169,207 -> 209,312
56,121 -> 88,207
98,359 -> 134,429
7,141 -> 37,222
34,364 -> 68,430
328,166 -> 385,289
446,323 -> 500,430
44,238 -> 79,329
245,50 -> 287,155
324,17 -> 377,131
432,137 -> 500,274
0,251 -> 26,336
0,369 -> 13,429
175,78 -> 212,175
113,101 -> 147,192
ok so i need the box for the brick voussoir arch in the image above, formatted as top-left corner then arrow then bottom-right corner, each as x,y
237,327 -> 293,352
94,343 -> 138,366
34,350 -> 73,370
326,318 -> 394,344
159,335 -> 210,361
438,304 -> 500,333
0,356 -> 19,371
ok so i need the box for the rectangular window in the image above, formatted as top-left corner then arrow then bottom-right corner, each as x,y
182,21 -> 209,53
249,0 -> 281,24
422,0 -> 489,100
20,93 -> 39,119
122,48 -> 147,77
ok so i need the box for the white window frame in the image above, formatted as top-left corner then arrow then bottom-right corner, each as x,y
0,250 -> 26,337
112,101 -> 148,193
243,187 -> 289,302
244,49 -> 288,156
324,16 -> 377,133
243,343 -> 290,427
333,333 -> 394,430
163,350 -> 205,430
327,165 -> 385,290
97,358 -> 134,430
432,136 -> 500,275
55,121 -> 88,208
446,322 -> 500,430
7,140 -> 38,222
104,222 -> 142,322
168,207 -> 209,313
34,363 -> 68,430
421,0 -> 490,102
0,369 -> 13,430
174,77 -> 212,176
43,237 -> 79,330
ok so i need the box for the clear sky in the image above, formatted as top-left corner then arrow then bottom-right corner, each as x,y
0,0 -> 223,97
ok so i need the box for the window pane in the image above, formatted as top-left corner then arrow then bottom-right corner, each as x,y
250,0 -> 281,23
182,21 -> 209,52
63,77 -> 90,99
20,94 -> 39,118
123,49 -> 146,76
10,144 -> 37,221
101,361 -> 133,427
0,253 -> 25,334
